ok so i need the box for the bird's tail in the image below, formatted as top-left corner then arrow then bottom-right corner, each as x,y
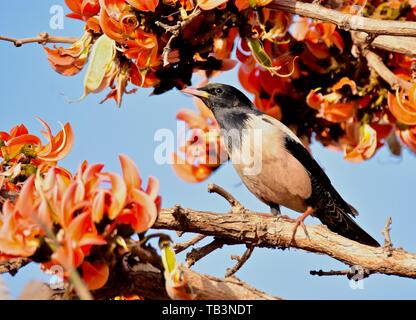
316,206 -> 380,247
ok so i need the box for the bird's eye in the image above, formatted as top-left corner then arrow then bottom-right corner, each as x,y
214,88 -> 223,94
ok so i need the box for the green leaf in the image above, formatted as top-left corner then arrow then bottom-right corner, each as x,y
160,239 -> 176,274
246,38 -> 297,78
246,38 -> 274,69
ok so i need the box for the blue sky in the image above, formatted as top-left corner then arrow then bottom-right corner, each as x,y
1,1 -> 415,299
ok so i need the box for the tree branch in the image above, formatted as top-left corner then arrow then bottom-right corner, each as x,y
208,183 -> 246,213
225,245 -> 255,278
0,33 -> 77,47
267,0 -> 416,37
155,9 -> 201,66
352,32 -> 416,57
185,238 -> 227,267
1,245 -> 281,300
93,249 -> 281,300
310,267 -> 369,279
153,206 -> 416,279
362,48 -> 413,91
174,234 -> 206,254
0,258 -> 30,276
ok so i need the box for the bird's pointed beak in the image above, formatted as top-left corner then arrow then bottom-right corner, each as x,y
181,87 -> 210,99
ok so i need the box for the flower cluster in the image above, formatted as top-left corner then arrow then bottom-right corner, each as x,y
0,121 -> 161,291
45,0 -> 416,182
172,96 -> 228,182
0,119 -> 73,192
46,0 -> 272,105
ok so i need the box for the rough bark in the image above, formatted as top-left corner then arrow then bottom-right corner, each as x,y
268,0 -> 416,37
153,206 -> 416,279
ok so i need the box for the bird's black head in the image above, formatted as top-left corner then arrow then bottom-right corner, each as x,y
181,83 -> 257,114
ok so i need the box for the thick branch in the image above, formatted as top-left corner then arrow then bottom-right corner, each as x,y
1,248 -> 280,300
93,251 -> 280,300
0,33 -> 77,47
352,32 -> 416,57
268,0 -> 416,37
153,207 -> 416,279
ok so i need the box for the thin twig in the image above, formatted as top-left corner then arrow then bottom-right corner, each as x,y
310,269 -> 353,277
208,183 -> 245,213
0,33 -> 77,47
382,217 -> 393,257
267,0 -> 416,37
362,48 -> 413,91
174,234 -> 207,254
155,9 -> 201,66
225,245 -> 254,278
186,238 -> 225,268
310,266 -> 371,280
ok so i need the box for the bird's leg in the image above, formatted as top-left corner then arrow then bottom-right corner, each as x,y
290,207 -> 314,245
269,203 -> 294,221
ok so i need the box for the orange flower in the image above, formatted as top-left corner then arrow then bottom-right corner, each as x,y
198,0 -> 228,10
261,10 -> 293,40
213,28 -> 238,60
1,119 -> 74,166
65,0 -> 101,20
0,176 -> 41,257
113,154 -> 161,233
127,0 -> 159,11
36,119 -> 74,163
172,98 -> 227,183
100,62 -> 138,107
235,0 -> 271,11
388,84 -> 416,125
124,29 -> 160,69
292,20 -> 343,59
165,268 -> 194,300
51,211 -> 106,270
344,123 -> 377,162
306,77 -> 357,123
0,153 -> 161,291
44,32 -> 93,76
81,261 -> 110,290
100,0 -> 128,19
129,63 -> 160,88
179,0 -> 195,11
98,5 -> 138,43
398,125 -> 416,152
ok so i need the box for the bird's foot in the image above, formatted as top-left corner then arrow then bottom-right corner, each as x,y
289,207 -> 314,246
276,214 -> 295,222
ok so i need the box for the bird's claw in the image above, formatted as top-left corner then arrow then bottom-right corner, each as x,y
289,220 -> 305,246
289,207 -> 313,246
277,214 -> 295,222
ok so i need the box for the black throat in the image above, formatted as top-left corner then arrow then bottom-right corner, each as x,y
212,107 -> 262,152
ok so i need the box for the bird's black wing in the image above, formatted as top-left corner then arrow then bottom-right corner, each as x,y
283,135 -> 357,215
284,136 -> 379,247
283,136 -> 332,191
